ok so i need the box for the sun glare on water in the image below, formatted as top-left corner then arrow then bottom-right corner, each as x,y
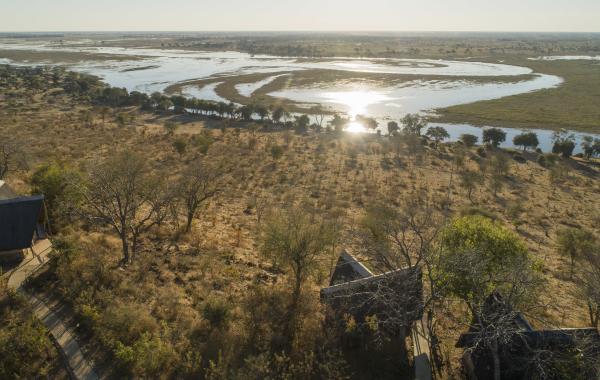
345,121 -> 367,133
321,90 -> 393,133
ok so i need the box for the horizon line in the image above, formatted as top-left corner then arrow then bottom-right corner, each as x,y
1,30 -> 600,34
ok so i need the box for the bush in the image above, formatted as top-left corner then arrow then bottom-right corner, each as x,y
173,137 -> 187,157
270,145 -> 284,160
193,132 -> 214,154
202,298 -> 231,331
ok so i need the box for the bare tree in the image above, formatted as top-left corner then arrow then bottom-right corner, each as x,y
0,140 -> 27,180
577,245 -> 600,328
358,189 -> 442,272
178,158 -> 226,232
79,151 -> 172,264
261,206 -> 334,346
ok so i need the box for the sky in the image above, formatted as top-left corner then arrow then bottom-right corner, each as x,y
1,0 -> 599,32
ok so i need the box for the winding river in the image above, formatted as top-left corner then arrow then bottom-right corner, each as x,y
0,40 -> 597,152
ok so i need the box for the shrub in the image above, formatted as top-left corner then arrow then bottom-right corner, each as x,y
202,298 -> 231,331
164,121 -> 178,135
270,145 -> 284,160
173,137 -> 187,157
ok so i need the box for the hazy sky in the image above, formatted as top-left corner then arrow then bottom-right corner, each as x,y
1,0 -> 599,32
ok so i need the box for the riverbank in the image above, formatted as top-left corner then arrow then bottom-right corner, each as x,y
434,59 -> 600,134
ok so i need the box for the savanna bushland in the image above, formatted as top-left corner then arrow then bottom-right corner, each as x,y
1,64 -> 599,379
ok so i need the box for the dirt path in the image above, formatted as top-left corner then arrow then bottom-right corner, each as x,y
6,240 -> 100,380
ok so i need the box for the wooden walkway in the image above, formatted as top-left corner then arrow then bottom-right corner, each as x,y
412,317 -> 433,380
6,240 -> 99,380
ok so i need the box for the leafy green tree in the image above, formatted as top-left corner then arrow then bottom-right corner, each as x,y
581,136 -> 600,159
31,162 -> 82,228
436,215 -> 540,380
552,130 -> 576,158
482,128 -> 507,148
460,134 -> 478,148
401,114 -> 426,135
557,227 -> 596,277
425,126 -> 450,147
513,132 -> 539,152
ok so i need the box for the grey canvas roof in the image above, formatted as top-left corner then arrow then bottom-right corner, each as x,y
329,250 -> 374,286
0,180 -> 18,200
0,194 -> 45,251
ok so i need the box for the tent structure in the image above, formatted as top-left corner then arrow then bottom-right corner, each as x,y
0,180 -> 47,253
321,250 -> 424,335
456,292 -> 600,380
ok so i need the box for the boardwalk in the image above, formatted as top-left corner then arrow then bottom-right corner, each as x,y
412,317 -> 433,380
6,239 -> 99,380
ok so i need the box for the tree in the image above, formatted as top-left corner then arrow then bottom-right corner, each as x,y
328,114 -> 349,133
460,134 -> 478,148
425,126 -> 450,147
30,162 -> 83,229
172,138 -> 187,157
240,105 -> 254,121
0,140 -> 27,180
513,132 -> 539,152
577,245 -> 600,328
261,207 -> 334,346
80,151 -> 171,264
309,105 -> 326,130
387,121 -> 399,136
459,170 -> 484,201
436,215 -> 540,380
271,106 -> 286,126
482,128 -> 507,148
294,115 -> 310,134
556,227 -> 596,278
255,104 -> 270,122
487,153 -> 511,196
356,115 -> 378,130
178,159 -> 224,233
552,130 -> 576,158
401,114 -> 426,135
581,136 -> 600,160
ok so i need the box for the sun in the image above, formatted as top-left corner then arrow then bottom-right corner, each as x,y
345,121 -> 367,133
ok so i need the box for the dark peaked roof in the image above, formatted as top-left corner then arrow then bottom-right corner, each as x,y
329,250 -> 374,286
0,194 -> 45,251
322,252 -> 424,332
